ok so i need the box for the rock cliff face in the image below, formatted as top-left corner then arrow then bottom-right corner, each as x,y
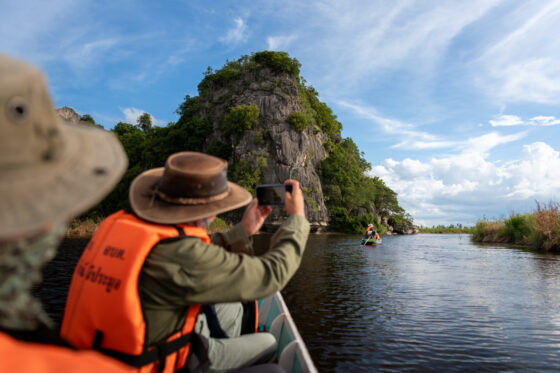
196,69 -> 329,231
56,106 -> 80,123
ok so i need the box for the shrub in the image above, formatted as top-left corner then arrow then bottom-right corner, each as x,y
208,218 -> 231,233
503,213 -> 532,243
532,201 -> 560,251
224,104 -> 259,140
253,51 -> 301,75
287,112 -> 309,131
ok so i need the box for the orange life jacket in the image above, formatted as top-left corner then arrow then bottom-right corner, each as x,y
0,331 -> 134,373
60,210 -> 210,373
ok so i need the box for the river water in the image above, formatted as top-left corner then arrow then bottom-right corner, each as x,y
35,234 -> 560,372
275,234 -> 560,372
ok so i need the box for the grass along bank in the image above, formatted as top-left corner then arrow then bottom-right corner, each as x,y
65,216 -> 232,239
418,225 -> 473,234
471,202 -> 560,252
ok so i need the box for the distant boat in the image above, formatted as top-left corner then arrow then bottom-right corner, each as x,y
361,237 -> 382,245
258,292 -> 318,373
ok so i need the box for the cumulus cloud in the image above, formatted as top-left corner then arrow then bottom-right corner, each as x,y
120,107 -> 166,126
220,17 -> 248,46
372,141 -> 560,226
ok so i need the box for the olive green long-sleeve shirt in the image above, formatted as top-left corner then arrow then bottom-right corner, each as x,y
139,215 -> 310,345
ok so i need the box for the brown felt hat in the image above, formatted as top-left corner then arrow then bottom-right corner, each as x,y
129,152 -> 252,224
0,54 -> 128,239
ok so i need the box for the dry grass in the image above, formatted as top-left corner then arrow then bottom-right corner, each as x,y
472,201 -> 560,251
532,201 -> 560,251
65,216 -> 232,238
472,219 -> 508,243
65,217 -> 102,239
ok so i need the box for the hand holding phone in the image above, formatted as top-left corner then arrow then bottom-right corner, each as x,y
256,184 -> 293,206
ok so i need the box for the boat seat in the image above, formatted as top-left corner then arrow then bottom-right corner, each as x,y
279,340 -> 308,373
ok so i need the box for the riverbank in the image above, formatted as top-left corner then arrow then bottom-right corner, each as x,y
418,226 -> 472,234
471,202 -> 560,252
65,216 -> 233,239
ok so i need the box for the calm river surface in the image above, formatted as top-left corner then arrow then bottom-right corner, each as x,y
36,234 -> 560,372
275,234 -> 560,372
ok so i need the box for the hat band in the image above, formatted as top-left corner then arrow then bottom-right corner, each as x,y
154,188 -> 229,205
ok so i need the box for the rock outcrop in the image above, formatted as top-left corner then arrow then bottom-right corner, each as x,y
56,106 -> 80,123
196,68 -> 329,232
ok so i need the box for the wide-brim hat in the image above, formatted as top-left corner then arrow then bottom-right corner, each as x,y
0,54 -> 128,239
130,152 -> 252,224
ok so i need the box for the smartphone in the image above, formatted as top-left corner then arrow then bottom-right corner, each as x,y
255,184 -> 293,206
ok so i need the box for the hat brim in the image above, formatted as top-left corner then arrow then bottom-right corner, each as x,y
0,121 -> 128,239
129,168 -> 253,224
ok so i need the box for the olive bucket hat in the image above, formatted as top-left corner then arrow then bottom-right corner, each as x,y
129,151 -> 252,224
0,54 -> 128,239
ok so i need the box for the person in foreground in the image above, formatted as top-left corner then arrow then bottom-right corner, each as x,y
60,151 -> 310,373
0,54 -> 132,371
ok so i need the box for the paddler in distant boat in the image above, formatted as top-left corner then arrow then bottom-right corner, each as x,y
365,224 -> 381,241
0,54 -> 132,372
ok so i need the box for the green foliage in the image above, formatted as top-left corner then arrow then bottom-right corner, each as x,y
198,51 -> 301,92
206,139 -> 232,160
80,114 -> 95,124
328,207 -> 384,234
137,112 -> 152,133
80,114 -> 104,129
298,83 -> 342,144
419,225 -> 473,234
503,214 -> 532,242
252,51 -> 301,75
208,217 -> 230,233
319,138 -> 410,233
230,155 -> 267,194
472,205 -> 560,251
287,112 -> 309,131
223,104 -> 259,140
112,122 -> 145,166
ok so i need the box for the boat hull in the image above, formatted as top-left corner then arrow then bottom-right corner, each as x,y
258,292 -> 317,373
361,238 -> 382,245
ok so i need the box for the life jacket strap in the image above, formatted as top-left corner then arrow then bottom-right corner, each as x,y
92,330 -> 192,369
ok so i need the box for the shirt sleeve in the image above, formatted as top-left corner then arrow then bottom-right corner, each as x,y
140,215 -> 310,305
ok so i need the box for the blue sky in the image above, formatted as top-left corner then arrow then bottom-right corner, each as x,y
2,0 -> 559,226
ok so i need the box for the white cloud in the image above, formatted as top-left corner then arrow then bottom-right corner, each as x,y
489,114 -> 560,127
300,0 -> 501,89
120,107 -> 166,126
489,115 -> 524,127
62,37 -> 121,67
337,100 -> 438,142
476,1 -> 560,105
219,17 -> 248,46
372,141 -> 560,226
529,116 -> 560,126
267,34 -> 298,51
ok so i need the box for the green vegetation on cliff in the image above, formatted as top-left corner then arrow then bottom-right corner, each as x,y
471,202 -> 560,251
80,51 -> 411,233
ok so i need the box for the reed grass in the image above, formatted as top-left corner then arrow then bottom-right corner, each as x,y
471,201 -> 560,251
